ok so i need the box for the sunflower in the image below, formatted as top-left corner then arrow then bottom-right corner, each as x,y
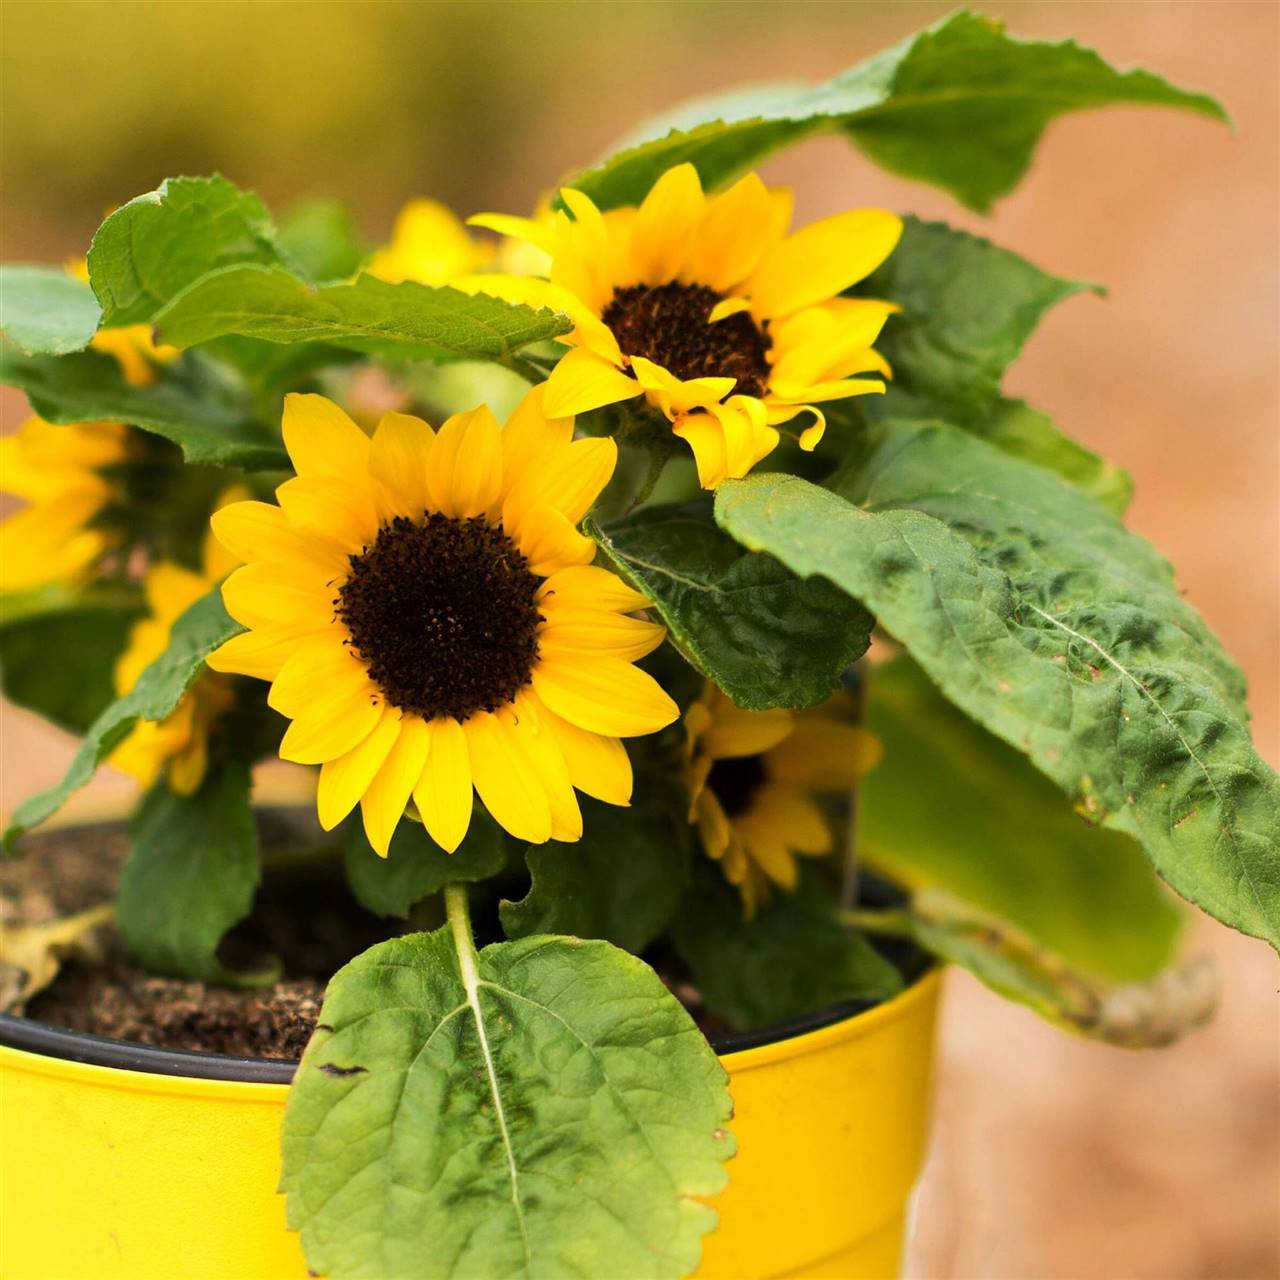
366,199 -> 493,286
109,492 -> 245,795
0,417 -> 130,594
684,683 -> 881,917
468,163 -> 902,488
205,386 -> 677,855
67,259 -> 179,386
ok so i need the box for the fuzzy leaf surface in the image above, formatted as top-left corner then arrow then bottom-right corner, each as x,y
715,425 -> 1280,949
572,11 -> 1225,213
282,929 -> 734,1280
153,264 -> 571,364
0,347 -> 286,469
118,760 -> 260,979
0,265 -> 100,355
590,503 -> 871,710
4,591 -> 242,846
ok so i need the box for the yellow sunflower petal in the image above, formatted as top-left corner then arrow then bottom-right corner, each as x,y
630,162 -> 704,284
316,708 -> 402,831
210,501 -> 342,577
766,719 -> 882,789
735,814 -> 800,890
425,405 -> 503,519
465,709 -> 553,844
532,655 -> 677,738
535,700 -> 633,806
768,376 -> 886,406
515,698 -> 582,841
269,639 -> 374,719
370,410 -> 434,520
275,475 -> 379,555
539,607 -> 666,662
537,565 -> 651,614
220,562 -> 334,630
696,792 -> 732,862
748,210 -> 903,320
281,393 -> 371,480
504,435 -> 616,531
278,684 -> 383,766
167,727 -> 210,797
144,561 -> 210,624
543,347 -> 640,418
467,212 -> 558,258
749,788 -> 832,855
205,624 -> 329,681
513,506 -> 597,578
501,383 -> 574,492
413,717 -> 473,853
360,717 -> 432,857
700,701 -> 794,759
672,412 -> 729,490
685,171 -> 779,292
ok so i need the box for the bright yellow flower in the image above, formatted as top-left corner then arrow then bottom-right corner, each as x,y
0,417 -> 129,593
366,199 -> 493,285
469,163 -> 902,489
110,493 -> 245,796
684,683 -> 881,917
206,387 -> 677,856
67,259 -> 179,386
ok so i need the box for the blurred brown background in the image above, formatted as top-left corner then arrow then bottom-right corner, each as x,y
2,2 -> 1277,1276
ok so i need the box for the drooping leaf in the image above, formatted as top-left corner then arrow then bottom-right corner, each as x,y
501,797 -> 689,953
572,11 -> 1226,214
714,427 -> 1280,950
589,502 -> 871,710
275,197 -> 369,283
344,808 -> 508,919
4,590 -> 242,847
0,265 -> 100,355
282,927 -> 734,1280
0,586 -> 143,734
0,903 -> 114,1012
673,863 -> 903,1031
862,656 -> 1182,981
117,759 -> 261,980
87,175 -> 281,326
153,264 -> 571,365
888,890 -> 1216,1048
0,347 -> 287,469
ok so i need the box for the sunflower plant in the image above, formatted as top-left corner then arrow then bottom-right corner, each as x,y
1,12 -> 1276,1280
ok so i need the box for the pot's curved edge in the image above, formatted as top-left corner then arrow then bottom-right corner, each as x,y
0,968 -> 943,1090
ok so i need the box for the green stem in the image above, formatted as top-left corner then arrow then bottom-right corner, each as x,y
838,907 -> 916,939
444,882 -> 480,985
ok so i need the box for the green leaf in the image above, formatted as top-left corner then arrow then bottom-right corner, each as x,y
501,797 -> 689,953
153,264 -> 572,364
0,347 -> 287,469
0,265 -> 100,355
344,808 -> 507,919
0,586 -> 143,734
282,926 -> 734,1280
4,590 -> 242,847
590,501 -> 871,710
275,198 -> 368,283
714,427 -> 1280,950
673,863 -> 903,1031
862,656 -> 1182,981
87,176 -> 280,326
884,890 -> 1216,1048
117,760 -> 261,980
573,11 -> 1226,213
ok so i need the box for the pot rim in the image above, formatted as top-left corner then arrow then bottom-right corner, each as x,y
0,968 -> 941,1085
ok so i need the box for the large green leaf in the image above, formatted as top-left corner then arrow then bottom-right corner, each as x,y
0,347 -> 287,469
500,797 -> 689,953
117,759 -> 261,980
881,890 -> 1215,1048
589,502 -> 871,710
0,586 -> 142,734
572,11 -> 1225,213
3,590 -> 242,847
0,265 -> 100,356
153,264 -> 571,365
344,808 -> 508,919
87,176 -> 281,326
282,925 -> 734,1280
715,426 -> 1280,950
673,863 -> 903,1031
862,656 -> 1182,981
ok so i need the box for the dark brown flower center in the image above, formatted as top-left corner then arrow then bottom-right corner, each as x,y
336,514 -> 542,721
601,282 -> 771,398
707,754 -> 768,819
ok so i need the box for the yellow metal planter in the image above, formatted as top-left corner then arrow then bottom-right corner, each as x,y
0,970 -> 941,1280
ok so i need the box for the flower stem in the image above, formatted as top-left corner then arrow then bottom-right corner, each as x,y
444,882 -> 480,987
838,907 -> 915,939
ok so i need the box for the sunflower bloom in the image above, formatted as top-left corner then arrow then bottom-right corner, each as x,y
366,199 -> 493,286
469,163 -> 902,488
206,387 -> 677,855
67,259 -> 179,386
110,492 -> 244,795
0,417 -> 129,594
684,683 -> 881,917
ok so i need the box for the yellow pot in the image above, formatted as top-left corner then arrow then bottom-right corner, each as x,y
0,970 -> 941,1280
